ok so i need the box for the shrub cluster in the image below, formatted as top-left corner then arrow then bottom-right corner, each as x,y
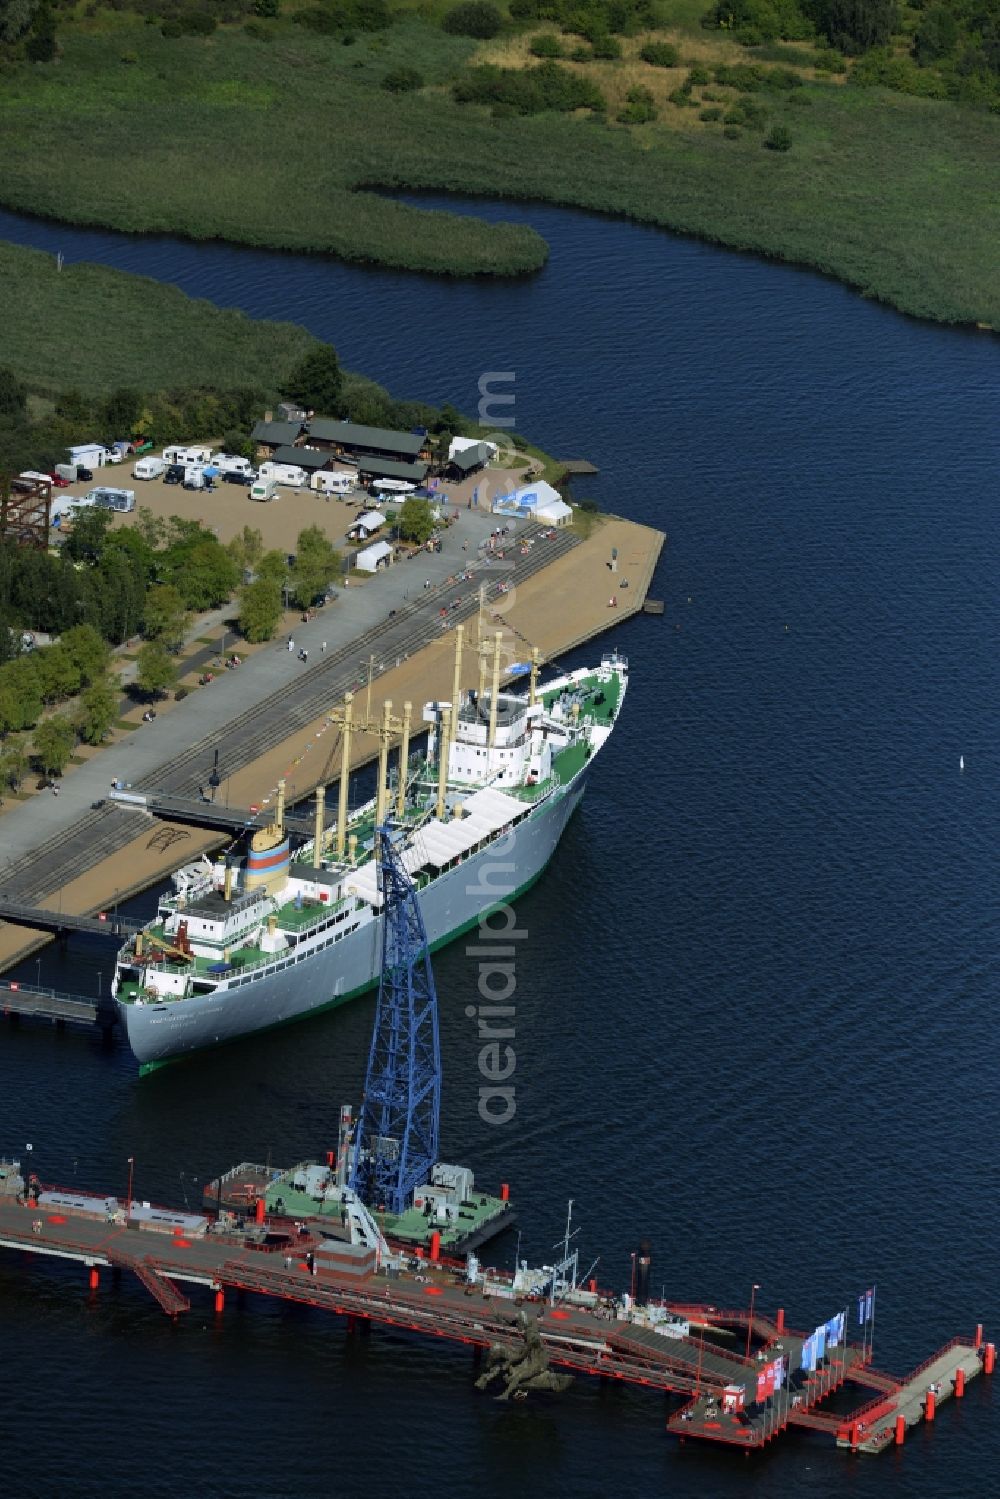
617,83 -> 657,120
442,0 -> 503,36
639,40 -> 678,66
453,59 -> 607,113
509,0 -> 654,40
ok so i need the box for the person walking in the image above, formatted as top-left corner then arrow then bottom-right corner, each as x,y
288,638 -> 295,653
321,641 -> 327,655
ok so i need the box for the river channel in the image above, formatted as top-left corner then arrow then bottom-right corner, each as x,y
0,200 -> 997,1499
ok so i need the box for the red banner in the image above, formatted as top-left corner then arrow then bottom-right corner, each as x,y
756,1370 -> 768,1402
765,1360 -> 777,1397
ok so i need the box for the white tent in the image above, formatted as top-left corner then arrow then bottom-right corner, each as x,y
534,495 -> 573,526
491,480 -> 564,517
354,540 -> 393,573
349,511 -> 384,539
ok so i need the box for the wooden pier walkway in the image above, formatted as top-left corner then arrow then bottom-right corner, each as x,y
0,980 -> 118,1030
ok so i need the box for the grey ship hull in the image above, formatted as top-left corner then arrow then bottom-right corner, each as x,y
121,771 -> 588,1067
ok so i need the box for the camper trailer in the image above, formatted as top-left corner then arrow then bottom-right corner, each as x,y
162,444 -> 212,467
211,452 -> 253,478
249,477 -> 278,503
258,461 -> 307,490
311,470 -> 354,497
133,456 -> 166,481
89,486 -> 136,512
182,466 -> 206,491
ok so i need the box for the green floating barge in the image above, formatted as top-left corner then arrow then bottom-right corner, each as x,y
204,1158 -> 514,1255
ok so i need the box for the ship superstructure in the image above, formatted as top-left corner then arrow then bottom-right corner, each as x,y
113,636 -> 628,1066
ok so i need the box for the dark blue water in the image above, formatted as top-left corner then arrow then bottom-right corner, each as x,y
0,203 -> 997,1498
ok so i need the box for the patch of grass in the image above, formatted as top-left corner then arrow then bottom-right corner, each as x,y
0,240 -> 319,396
196,637 -> 215,645
115,719 -> 140,730
0,18 -> 997,323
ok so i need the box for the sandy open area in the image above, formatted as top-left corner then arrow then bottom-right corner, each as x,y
59,457 -> 539,553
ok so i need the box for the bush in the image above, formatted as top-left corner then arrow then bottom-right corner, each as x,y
454,60 -> 606,114
381,66 -> 424,90
530,32 -> 563,56
569,43 -> 592,59
640,40 -> 679,66
687,63 -> 710,85
699,104 -> 723,118
723,122 -> 742,137
176,10 -> 217,33
591,33 -> 622,57
617,84 -> 657,121
161,17 -> 182,35
442,1 -> 503,37
811,48 -> 846,70
254,0 -> 279,12
765,64 -> 803,87
765,122 -> 793,148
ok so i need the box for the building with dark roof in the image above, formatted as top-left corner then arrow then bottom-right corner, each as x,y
307,418 -> 427,463
445,442 -> 492,479
272,445 -> 329,472
356,456 -> 429,484
251,419 -> 305,458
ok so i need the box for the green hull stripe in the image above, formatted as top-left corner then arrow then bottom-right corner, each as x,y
138,860 -> 553,1076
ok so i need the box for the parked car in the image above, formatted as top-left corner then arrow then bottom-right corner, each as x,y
77,467 -> 94,482
164,464 -> 184,486
224,469 -> 254,485
46,472 -> 70,488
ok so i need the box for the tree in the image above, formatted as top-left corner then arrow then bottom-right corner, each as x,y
280,344 -> 343,416
75,675 -> 118,745
60,623 -> 110,684
397,496 -> 436,545
135,641 -> 177,698
914,4 -> 957,62
101,387 -> 142,437
765,123 -> 793,150
815,0 -> 897,53
221,430 -> 253,461
291,525 -> 340,608
0,0 -> 39,45
238,578 -> 283,643
34,643 -> 81,704
257,549 -> 290,587
227,525 -> 265,580
442,0 -> 503,36
25,0 -> 56,60
0,367 -> 27,419
143,583 -> 190,651
63,506 -> 113,564
31,714 -> 75,777
0,737 -> 29,793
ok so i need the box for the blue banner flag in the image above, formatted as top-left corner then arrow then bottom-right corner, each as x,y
836,1310 -> 846,1345
800,1336 -> 815,1372
865,1289 -> 874,1322
858,1294 -> 866,1325
825,1317 -> 838,1349
814,1324 -> 826,1361
774,1355 -> 785,1390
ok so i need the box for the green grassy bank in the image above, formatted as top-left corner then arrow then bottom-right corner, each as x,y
0,239 -> 320,395
0,18 -> 998,325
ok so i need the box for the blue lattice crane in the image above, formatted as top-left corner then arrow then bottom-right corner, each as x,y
349,823 -> 442,1216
